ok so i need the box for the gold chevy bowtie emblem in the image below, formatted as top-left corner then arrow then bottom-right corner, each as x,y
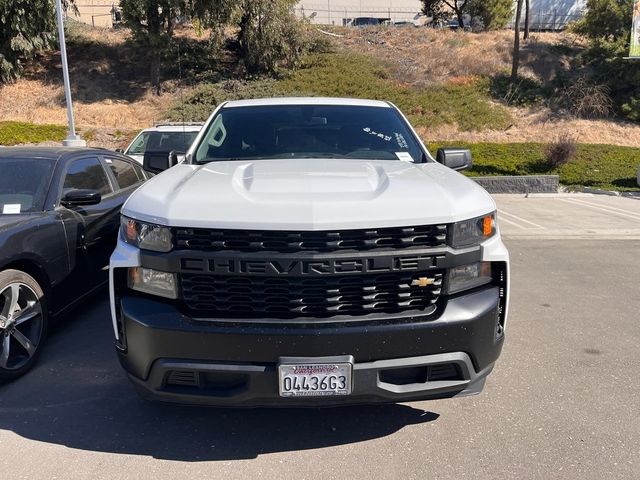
411,277 -> 435,287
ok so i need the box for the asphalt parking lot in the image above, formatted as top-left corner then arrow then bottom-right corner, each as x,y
0,194 -> 639,479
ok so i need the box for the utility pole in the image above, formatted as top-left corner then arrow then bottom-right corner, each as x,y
54,0 -> 86,147
511,0 -> 523,84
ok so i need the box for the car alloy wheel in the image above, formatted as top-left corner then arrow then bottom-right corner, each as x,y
0,282 -> 44,371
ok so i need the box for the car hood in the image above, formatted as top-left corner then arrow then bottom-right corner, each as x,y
123,159 -> 496,230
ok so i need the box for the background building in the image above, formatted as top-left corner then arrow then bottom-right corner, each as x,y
295,0 -> 424,25
70,0 -> 585,30
73,1 -> 117,27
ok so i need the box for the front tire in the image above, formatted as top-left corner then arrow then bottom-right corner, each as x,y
0,269 -> 48,381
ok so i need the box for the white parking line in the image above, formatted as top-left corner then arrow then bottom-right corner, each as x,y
498,209 -> 545,229
497,215 -> 531,230
559,199 -> 640,222
561,198 -> 640,219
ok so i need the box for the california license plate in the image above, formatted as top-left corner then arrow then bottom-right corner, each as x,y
278,363 -> 352,397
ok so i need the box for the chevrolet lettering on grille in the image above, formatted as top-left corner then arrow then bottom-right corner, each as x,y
180,255 -> 443,276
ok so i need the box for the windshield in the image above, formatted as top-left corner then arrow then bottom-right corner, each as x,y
194,105 -> 426,164
0,158 -> 54,214
126,131 -> 199,155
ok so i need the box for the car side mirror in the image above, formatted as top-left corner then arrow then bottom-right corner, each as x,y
169,150 -> 184,165
436,148 -> 473,171
61,189 -> 102,207
115,148 -> 123,153
143,151 -> 177,174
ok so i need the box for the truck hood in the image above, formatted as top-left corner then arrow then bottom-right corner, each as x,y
123,159 -> 496,230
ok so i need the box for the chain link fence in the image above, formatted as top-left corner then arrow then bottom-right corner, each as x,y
70,0 -> 585,31
295,2 -> 585,30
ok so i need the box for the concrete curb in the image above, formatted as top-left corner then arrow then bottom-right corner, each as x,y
470,175 -> 559,194
562,186 -> 640,200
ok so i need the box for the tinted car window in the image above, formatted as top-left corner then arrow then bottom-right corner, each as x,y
63,157 -> 112,196
194,105 -> 425,164
0,158 -> 54,214
106,158 -> 140,189
132,163 -> 146,181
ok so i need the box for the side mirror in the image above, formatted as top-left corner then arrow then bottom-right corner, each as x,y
143,151 -> 177,174
115,148 -> 123,153
436,148 -> 473,171
169,150 -> 185,165
61,189 -> 102,207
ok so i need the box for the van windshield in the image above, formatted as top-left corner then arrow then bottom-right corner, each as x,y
127,131 -> 199,155
193,105 -> 426,164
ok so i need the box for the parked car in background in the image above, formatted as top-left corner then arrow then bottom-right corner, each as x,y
0,147 -> 147,380
123,123 -> 203,164
351,17 -> 381,27
393,21 -> 417,28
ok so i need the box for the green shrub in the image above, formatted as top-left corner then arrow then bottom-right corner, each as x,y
429,141 -> 640,191
490,73 -> 550,107
237,0 -> 308,74
570,0 -> 640,121
0,121 -> 66,145
468,0 -> 514,30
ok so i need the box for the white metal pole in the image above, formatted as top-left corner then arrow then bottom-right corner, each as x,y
54,0 -> 86,147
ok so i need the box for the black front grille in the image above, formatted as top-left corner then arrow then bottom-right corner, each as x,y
174,225 -> 447,253
180,271 -> 443,319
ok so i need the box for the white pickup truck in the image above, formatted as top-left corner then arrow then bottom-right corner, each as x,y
109,97 -> 509,406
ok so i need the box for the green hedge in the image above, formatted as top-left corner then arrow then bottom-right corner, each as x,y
429,142 -> 640,191
0,121 -> 66,146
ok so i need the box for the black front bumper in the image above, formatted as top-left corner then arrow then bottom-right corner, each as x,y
116,287 -> 504,407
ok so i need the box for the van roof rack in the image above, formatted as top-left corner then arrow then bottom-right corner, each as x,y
153,122 -> 205,127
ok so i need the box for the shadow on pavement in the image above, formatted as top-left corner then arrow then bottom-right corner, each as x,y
0,298 -> 439,461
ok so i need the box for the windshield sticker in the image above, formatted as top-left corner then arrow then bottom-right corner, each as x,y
396,152 -> 414,162
362,127 -> 392,142
2,204 -> 21,214
395,133 -> 409,149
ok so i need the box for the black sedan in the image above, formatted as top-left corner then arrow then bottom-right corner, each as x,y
0,147 -> 147,380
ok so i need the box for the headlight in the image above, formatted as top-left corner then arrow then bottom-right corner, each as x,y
128,267 -> 177,299
446,262 -> 492,294
450,212 -> 496,249
121,216 -> 173,252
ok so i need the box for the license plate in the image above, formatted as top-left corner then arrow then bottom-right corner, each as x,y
278,363 -> 352,397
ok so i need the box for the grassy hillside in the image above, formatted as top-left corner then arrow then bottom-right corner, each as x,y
170,52 -> 512,132
0,23 -> 638,191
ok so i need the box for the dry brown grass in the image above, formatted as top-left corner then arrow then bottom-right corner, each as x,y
0,79 -> 173,129
2,25 -> 639,149
332,28 -> 584,87
417,107 -> 640,148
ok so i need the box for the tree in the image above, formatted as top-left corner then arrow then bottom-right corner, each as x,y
421,0 -> 470,28
523,0 -> 530,40
571,0 -> 638,120
572,0 -> 633,46
511,0 -> 524,83
236,0 -> 307,74
0,0 -> 75,82
467,0 -> 513,30
119,0 -> 187,95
